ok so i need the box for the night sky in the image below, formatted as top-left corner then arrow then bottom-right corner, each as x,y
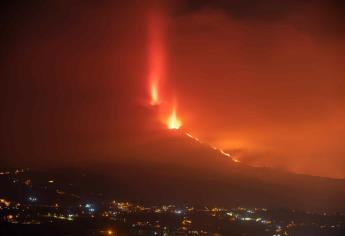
1,0 -> 344,178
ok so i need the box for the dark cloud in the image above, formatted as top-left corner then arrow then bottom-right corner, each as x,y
176,0 -> 345,39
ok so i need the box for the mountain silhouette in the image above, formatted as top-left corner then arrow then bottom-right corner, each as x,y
83,128 -> 345,211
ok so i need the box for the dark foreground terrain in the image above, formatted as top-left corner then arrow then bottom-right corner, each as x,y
1,167 -> 345,236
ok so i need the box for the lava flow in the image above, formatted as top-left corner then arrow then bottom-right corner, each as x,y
185,131 -> 240,163
165,105 -> 239,162
164,106 -> 239,162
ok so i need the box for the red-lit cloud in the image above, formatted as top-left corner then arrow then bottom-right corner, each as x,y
168,4 -> 345,178
0,1 -> 344,178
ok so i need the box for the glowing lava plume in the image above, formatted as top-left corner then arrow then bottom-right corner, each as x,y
168,107 -> 182,130
148,10 -> 165,106
150,81 -> 159,105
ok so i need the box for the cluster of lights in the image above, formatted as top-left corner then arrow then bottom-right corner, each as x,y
28,196 -> 37,202
0,169 -> 26,175
1,193 -> 342,235
85,203 -> 96,213
0,199 -> 11,207
224,208 -> 291,236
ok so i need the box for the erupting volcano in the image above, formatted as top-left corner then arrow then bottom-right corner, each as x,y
146,6 -> 240,164
2,1 -> 345,220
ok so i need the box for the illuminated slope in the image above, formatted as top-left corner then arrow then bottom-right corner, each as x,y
102,120 -> 345,211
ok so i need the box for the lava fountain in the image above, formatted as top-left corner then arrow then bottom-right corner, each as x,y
150,80 -> 159,106
148,9 -> 165,106
167,106 -> 182,130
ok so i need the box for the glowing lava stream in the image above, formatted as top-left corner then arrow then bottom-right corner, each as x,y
185,131 -> 240,163
167,109 -> 239,163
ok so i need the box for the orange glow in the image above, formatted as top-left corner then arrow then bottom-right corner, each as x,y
219,149 -> 231,157
148,10 -> 165,106
185,132 -> 200,142
0,199 -> 11,207
150,81 -> 159,105
147,6 -> 239,165
168,107 -> 182,129
185,132 -> 239,163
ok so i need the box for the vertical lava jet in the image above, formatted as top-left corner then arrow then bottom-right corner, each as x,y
148,9 -> 165,106
147,5 -> 182,130
150,81 -> 159,106
168,105 -> 182,130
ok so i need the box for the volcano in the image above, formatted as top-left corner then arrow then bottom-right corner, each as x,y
3,103 -> 344,211
76,125 -> 345,212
